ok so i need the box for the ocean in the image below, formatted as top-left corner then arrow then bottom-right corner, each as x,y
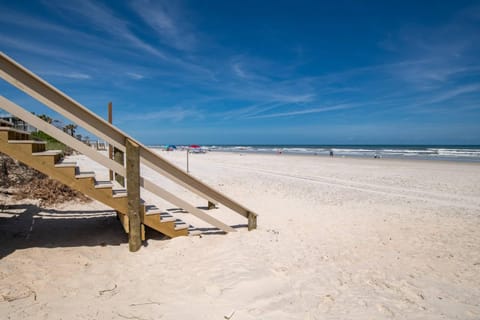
180,145 -> 480,162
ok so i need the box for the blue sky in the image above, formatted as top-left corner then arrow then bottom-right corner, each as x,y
1,0 -> 479,145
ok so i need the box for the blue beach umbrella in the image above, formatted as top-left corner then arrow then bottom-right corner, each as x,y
166,144 -> 177,151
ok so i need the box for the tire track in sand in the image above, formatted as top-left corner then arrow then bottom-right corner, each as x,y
215,163 -> 480,211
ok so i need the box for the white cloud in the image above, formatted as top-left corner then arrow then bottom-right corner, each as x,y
130,0 -> 197,51
232,63 -> 247,78
247,104 -> 358,119
45,0 -> 168,60
120,106 -> 202,122
63,72 -> 91,79
425,84 -> 480,104
126,72 -> 145,80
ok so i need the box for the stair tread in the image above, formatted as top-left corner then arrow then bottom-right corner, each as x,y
188,230 -> 202,236
10,140 -> 46,144
112,189 -> 127,198
162,216 -> 176,222
32,150 -> 62,156
75,171 -> 95,178
54,161 -> 77,168
0,126 -> 29,134
94,181 -> 113,189
144,204 -> 162,215
0,119 -> 14,127
157,213 -> 176,222
143,205 -> 178,222
174,221 -> 189,231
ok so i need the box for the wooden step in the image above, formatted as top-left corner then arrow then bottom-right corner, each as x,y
54,160 -> 77,176
142,208 -> 189,237
144,205 -> 177,223
159,212 -> 176,223
75,171 -> 95,179
94,181 -> 114,189
147,207 -> 177,223
9,139 -> 46,145
174,220 -> 189,231
188,229 -> 203,236
10,140 -> 46,152
32,150 -> 61,156
0,119 -> 13,127
0,126 -> 29,134
0,127 -> 30,140
54,161 -> 77,168
112,189 -> 127,198
144,204 -> 162,215
32,149 -> 63,163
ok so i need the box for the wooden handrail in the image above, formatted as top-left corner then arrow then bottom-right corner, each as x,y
0,51 -> 257,226
0,52 -> 216,203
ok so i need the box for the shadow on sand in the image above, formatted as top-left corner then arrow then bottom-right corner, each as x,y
0,204 -> 127,259
0,204 -> 249,258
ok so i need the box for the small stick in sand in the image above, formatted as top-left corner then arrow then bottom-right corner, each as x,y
98,284 -> 117,295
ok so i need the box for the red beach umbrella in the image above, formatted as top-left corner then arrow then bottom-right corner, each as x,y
189,144 -> 200,148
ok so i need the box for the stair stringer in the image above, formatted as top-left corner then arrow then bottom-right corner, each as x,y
0,137 -> 128,213
0,131 -> 189,238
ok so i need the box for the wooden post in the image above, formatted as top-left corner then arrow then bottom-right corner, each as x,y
247,212 -> 257,231
126,138 -> 142,252
208,201 -> 216,210
108,102 -> 113,181
186,149 -> 189,173
114,148 -> 125,186
108,101 -> 124,187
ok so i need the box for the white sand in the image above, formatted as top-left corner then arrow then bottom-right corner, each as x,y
1,151 -> 480,319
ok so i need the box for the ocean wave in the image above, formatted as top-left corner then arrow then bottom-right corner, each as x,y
205,145 -> 480,161
147,144 -> 480,161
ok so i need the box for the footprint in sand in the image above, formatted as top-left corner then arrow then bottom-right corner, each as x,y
376,304 -> 395,317
316,294 -> 335,312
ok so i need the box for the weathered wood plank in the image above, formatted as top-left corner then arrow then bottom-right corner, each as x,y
108,101 -> 114,181
248,212 -> 257,231
126,138 -> 142,252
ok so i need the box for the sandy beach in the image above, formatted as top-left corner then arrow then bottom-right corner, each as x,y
1,151 -> 479,319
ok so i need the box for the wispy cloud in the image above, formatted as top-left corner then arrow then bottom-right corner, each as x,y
45,0 -> 169,60
119,106 -> 202,122
216,101 -> 289,120
130,0 -> 197,51
126,72 -> 145,80
42,71 -> 91,80
246,104 -> 358,119
425,84 -> 480,104
232,62 -> 247,78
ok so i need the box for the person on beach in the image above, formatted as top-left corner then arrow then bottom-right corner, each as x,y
329,150 -> 334,157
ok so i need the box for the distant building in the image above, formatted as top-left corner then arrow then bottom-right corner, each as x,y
0,116 -> 37,132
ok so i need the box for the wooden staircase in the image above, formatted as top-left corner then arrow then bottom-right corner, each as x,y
0,123 -> 189,240
0,51 -> 257,251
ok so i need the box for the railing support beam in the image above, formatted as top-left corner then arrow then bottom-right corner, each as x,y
207,201 -> 216,210
248,212 -> 257,231
114,147 -> 125,186
126,138 -> 142,252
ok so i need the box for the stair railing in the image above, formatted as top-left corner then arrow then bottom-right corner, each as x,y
0,52 -> 257,234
